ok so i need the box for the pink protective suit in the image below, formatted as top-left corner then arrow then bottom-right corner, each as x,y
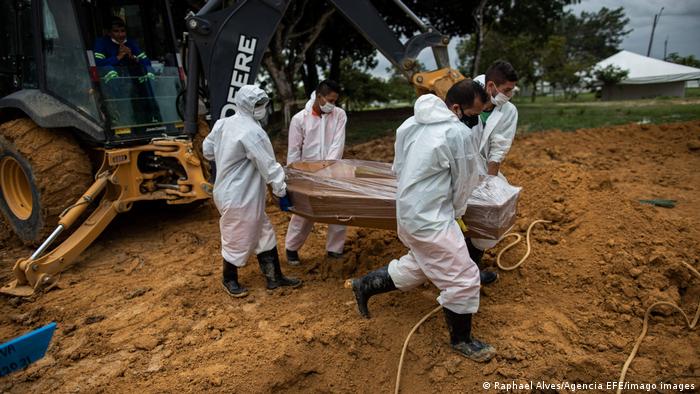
285,92 -> 347,254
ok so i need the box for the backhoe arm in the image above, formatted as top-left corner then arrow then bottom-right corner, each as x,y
183,0 -> 464,131
1,139 -> 212,297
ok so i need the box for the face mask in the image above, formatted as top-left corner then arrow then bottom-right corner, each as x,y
490,84 -> 511,107
253,106 -> 267,120
462,115 -> 479,128
320,102 -> 335,113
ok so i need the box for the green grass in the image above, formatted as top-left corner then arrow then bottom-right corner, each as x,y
686,87 -> 700,98
339,93 -> 700,145
512,92 -> 598,104
345,107 -> 412,145
517,99 -> 700,133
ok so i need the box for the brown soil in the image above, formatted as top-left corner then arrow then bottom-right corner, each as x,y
1,121 -> 699,392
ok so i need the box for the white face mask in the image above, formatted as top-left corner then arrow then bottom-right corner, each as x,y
253,106 -> 267,120
320,101 -> 335,113
491,92 -> 510,107
490,85 -> 511,107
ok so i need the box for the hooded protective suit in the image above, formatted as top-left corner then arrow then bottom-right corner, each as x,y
203,85 -> 287,267
387,94 -> 482,314
285,91 -> 347,254
472,74 -> 518,175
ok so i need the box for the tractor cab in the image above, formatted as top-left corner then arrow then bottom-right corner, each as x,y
0,0 -> 187,146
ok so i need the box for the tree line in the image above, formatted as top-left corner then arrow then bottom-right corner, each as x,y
179,1 -> 697,110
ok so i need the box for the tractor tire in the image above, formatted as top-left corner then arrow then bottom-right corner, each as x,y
0,118 -> 93,244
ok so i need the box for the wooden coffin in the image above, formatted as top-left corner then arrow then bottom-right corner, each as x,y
285,160 -> 519,240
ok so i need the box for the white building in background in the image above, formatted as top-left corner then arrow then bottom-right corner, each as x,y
594,50 -> 700,100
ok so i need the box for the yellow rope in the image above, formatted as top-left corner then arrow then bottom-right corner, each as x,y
616,262 -> 700,394
394,220 -> 549,393
394,305 -> 443,394
496,219 -> 551,271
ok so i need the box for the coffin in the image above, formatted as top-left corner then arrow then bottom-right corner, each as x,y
285,160 -> 520,240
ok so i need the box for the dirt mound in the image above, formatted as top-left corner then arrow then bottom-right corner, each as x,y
1,121 -> 699,392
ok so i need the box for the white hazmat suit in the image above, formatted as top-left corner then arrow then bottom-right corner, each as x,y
472,74 -> 518,176
285,91 -> 347,254
203,85 -> 287,267
471,74 -> 519,251
387,94 -> 482,314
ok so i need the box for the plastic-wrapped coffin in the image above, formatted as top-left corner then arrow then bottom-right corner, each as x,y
285,160 -> 520,240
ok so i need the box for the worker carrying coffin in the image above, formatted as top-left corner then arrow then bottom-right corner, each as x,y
350,80 -> 496,362
203,85 -> 301,298
285,80 -> 348,265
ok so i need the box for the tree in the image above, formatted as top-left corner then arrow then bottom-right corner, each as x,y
313,13 -> 378,93
457,1 -> 630,101
541,36 -> 587,99
591,64 -> 629,86
457,0 -> 578,77
558,7 -> 630,67
336,59 -> 386,111
666,52 -> 700,68
261,0 -> 335,119
458,32 -> 542,101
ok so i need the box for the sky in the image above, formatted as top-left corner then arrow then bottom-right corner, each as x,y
370,0 -> 700,79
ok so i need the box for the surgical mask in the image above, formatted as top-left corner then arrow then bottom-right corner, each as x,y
253,106 -> 267,120
320,101 -> 335,113
490,85 -> 511,107
462,115 -> 479,128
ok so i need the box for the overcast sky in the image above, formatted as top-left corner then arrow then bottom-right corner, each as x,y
370,0 -> 700,79
568,0 -> 700,60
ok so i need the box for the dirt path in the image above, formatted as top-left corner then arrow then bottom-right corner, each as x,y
1,121 -> 699,393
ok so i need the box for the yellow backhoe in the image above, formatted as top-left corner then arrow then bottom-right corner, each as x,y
0,0 -> 463,296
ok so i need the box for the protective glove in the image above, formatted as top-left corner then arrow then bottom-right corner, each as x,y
456,217 -> 468,233
279,194 -> 292,212
138,72 -> 155,83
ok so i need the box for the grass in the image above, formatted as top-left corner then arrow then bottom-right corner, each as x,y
516,97 -> 700,133
512,92 -> 598,104
345,107 -> 412,145
686,87 -> 700,98
343,91 -> 700,144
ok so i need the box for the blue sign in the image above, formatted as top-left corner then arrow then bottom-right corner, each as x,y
0,322 -> 56,377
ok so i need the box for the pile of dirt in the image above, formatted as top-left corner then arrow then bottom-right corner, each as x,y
1,121 -> 698,392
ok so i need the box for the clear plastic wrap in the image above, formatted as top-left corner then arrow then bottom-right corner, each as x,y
285,160 -> 397,230
463,175 -> 521,240
285,160 -> 520,239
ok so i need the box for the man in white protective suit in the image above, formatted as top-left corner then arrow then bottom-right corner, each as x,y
350,80 -> 496,362
285,80 -> 347,266
203,85 -> 301,298
465,60 -> 519,285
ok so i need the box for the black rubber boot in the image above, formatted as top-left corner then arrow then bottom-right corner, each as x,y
443,308 -> 496,362
286,249 -> 301,266
222,260 -> 249,298
327,251 -> 344,259
351,265 -> 398,319
466,238 -> 498,285
258,247 -> 302,290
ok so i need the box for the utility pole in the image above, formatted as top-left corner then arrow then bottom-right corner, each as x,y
646,7 -> 664,57
664,35 -> 669,60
